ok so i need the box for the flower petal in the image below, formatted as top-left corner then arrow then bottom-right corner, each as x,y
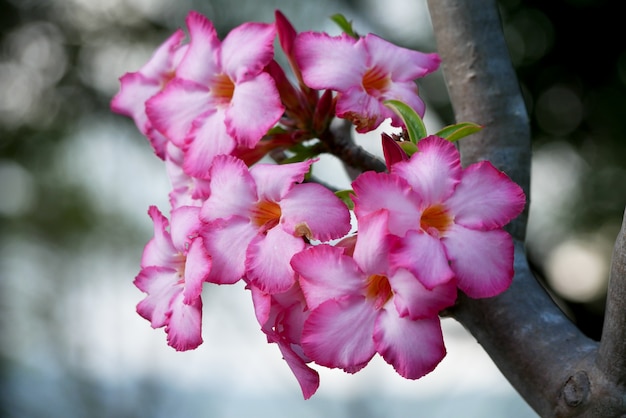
291,244 -> 364,310
145,78 -> 213,147
275,337 -> 320,400
443,224 -> 515,298
110,72 -> 160,133
221,22 -> 276,81
140,28 -> 187,80
141,206 -> 175,269
383,81 -> 426,122
183,109 -> 236,178
390,229 -> 455,289
249,159 -> 312,202
176,11 -> 221,84
134,266 -> 179,328
245,227 -> 305,294
226,73 -> 284,148
200,155 -> 257,222
363,34 -> 440,81
389,268 -> 457,319
165,291 -> 203,351
392,135 -> 462,204
280,183 -> 352,242
182,237 -> 212,304
169,205 -> 201,250
302,295 -> 377,372
352,171 -> 420,237
374,309 -> 446,379
335,86 -> 388,132
201,216 -> 257,285
295,32 -> 364,91
352,210 -> 392,274
446,161 -> 526,230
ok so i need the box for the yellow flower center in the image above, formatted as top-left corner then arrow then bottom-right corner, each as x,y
365,274 -> 393,310
420,204 -> 453,238
251,200 -> 282,231
212,73 -> 235,104
362,66 -> 390,97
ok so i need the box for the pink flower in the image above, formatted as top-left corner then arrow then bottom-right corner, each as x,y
295,31 -> 440,133
199,155 -> 351,294
291,210 -> 456,378
110,29 -> 188,159
146,11 -> 285,178
134,205 -> 212,351
249,282 -> 320,399
352,135 -> 526,298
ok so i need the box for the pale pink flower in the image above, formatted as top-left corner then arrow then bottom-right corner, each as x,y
294,31 -> 440,133
199,155 -> 351,294
134,205 -> 212,351
111,29 -> 188,159
291,210 -> 456,378
352,135 -> 526,298
249,282 -> 320,399
146,11 -> 284,178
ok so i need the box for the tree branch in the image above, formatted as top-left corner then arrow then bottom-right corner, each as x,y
426,0 -> 626,416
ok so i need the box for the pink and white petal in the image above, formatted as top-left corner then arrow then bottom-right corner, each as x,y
176,11 -> 221,84
201,216 -> 257,285
446,161 -> 526,230
374,309 -> 445,379
134,266 -> 180,328
145,78 -> 213,147
221,22 -> 276,81
145,126 -> 169,160
443,224 -> 514,298
140,28 -> 187,80
250,160 -> 312,202
383,81 -> 426,123
110,72 -> 160,132
388,268 -> 456,320
390,229 -> 455,289
392,135 -> 462,204
280,183 -> 352,242
335,86 -> 387,133
363,34 -> 440,81
141,206 -> 176,268
182,237 -> 212,304
291,244 -> 364,310
248,283 -> 272,326
352,210 -> 392,274
295,32 -> 364,91
226,73 -> 285,148
276,338 -> 320,400
165,292 -> 203,351
352,171 -> 420,237
302,295 -> 377,371
169,206 -> 201,250
200,155 -> 257,222
245,227 -> 305,294
183,109 -> 237,178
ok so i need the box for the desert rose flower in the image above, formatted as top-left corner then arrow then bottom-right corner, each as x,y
146,11 -> 284,178
199,155 -> 351,293
352,135 -> 526,297
295,31 -> 440,133
291,210 -> 456,379
134,205 -> 212,351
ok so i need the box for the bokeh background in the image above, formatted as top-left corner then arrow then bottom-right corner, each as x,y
1,0 -> 624,417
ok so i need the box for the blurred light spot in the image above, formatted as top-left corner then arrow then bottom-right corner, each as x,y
0,160 -> 35,216
504,9 -> 554,66
545,235 -> 611,302
527,141 -> 588,256
535,85 -> 583,136
362,0 -> 434,44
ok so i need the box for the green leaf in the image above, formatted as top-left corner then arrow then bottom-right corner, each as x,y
383,100 -> 427,144
330,14 -> 359,39
434,122 -> 483,142
399,141 -> 419,157
335,189 -> 355,210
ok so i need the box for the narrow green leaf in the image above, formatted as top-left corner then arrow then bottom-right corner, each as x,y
330,14 -> 359,39
434,122 -> 483,142
384,100 -> 427,144
399,141 -> 419,157
335,189 -> 355,210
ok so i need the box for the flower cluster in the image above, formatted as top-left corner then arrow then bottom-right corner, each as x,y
111,10 -> 525,399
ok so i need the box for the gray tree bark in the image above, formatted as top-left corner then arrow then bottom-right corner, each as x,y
426,0 -> 626,416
